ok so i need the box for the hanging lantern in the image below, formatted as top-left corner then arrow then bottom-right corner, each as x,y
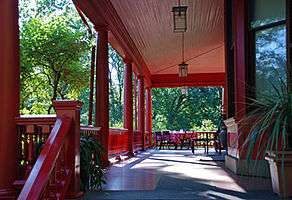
172,5 -> 188,33
178,62 -> 188,77
181,86 -> 188,95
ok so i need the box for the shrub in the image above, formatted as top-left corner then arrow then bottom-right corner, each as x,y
80,135 -> 106,191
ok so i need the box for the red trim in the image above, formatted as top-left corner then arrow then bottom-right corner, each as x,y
151,73 -> 226,88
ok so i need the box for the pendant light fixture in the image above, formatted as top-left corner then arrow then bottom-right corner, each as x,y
172,0 -> 188,78
181,86 -> 188,95
172,0 -> 188,33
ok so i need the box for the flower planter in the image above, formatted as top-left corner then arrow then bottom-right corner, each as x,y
265,151 -> 292,198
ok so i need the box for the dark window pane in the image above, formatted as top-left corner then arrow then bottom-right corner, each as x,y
255,25 -> 286,101
250,0 -> 286,28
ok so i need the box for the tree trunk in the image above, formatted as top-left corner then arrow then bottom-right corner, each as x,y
48,72 -> 61,114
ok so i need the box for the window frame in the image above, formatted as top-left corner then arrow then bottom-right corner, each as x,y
247,1 -> 287,106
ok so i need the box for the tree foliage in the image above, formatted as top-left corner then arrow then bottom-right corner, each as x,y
20,0 -> 91,114
152,87 -> 222,131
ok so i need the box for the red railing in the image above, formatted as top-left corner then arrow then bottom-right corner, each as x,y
15,115 -> 57,183
133,130 -> 142,151
80,125 -> 101,141
109,128 -> 129,156
17,117 -> 72,200
154,131 -> 217,148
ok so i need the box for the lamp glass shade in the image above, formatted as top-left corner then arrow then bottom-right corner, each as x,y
178,62 -> 188,77
172,6 -> 188,32
181,87 -> 188,95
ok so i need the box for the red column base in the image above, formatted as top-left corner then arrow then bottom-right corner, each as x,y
126,151 -> 135,158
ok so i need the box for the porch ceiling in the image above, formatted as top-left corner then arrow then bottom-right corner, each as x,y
109,0 -> 225,75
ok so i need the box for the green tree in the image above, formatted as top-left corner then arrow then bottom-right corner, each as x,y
152,87 -> 222,131
108,46 -> 124,127
20,16 -> 91,114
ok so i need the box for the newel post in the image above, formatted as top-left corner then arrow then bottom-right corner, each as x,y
53,100 -> 83,198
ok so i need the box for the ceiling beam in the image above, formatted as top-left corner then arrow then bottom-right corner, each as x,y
151,73 -> 226,88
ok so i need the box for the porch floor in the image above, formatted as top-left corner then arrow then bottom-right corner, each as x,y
81,149 -> 284,200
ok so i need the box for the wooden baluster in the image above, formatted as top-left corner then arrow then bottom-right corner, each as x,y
24,125 -> 34,178
16,126 -> 24,179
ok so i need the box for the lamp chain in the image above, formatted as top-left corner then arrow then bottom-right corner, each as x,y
182,32 -> 185,63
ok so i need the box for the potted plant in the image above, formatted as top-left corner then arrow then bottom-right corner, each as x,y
240,80 -> 292,197
80,135 -> 106,191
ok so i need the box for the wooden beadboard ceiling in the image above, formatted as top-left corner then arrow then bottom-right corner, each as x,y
110,0 -> 225,75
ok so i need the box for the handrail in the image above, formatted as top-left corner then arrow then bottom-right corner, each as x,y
110,128 -> 128,134
80,125 -> 101,132
80,126 -> 101,141
18,117 -> 72,200
15,115 -> 56,125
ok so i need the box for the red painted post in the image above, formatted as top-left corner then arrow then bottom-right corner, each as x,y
223,86 -> 228,119
94,27 -> 110,166
53,100 -> 83,198
138,76 -> 145,150
145,87 -> 153,147
123,59 -> 134,156
0,0 -> 20,195
233,0 -> 247,120
88,45 -> 96,125
133,74 -> 138,130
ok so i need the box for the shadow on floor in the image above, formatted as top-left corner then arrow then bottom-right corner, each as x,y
80,149 -> 289,200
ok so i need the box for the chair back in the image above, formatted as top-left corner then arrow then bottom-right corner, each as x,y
162,130 -> 170,140
155,131 -> 162,141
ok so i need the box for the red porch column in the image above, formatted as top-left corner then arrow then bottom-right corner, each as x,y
223,86 -> 228,119
0,0 -> 20,194
88,45 -> 96,125
145,87 -> 153,147
233,0 -> 247,120
123,59 -> 134,156
94,27 -> 110,166
53,100 -> 83,198
138,76 -> 145,150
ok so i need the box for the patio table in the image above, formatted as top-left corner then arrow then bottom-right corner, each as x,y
155,131 -> 216,152
190,131 -> 216,154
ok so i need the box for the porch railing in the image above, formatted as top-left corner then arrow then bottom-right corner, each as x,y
134,130 -> 142,151
14,115 -> 147,198
15,115 -> 57,184
17,117 -> 72,199
80,125 -> 101,141
109,128 -> 129,156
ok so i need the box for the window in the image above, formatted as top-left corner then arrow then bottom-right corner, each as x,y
249,0 -> 286,101
250,0 -> 286,28
255,25 -> 286,100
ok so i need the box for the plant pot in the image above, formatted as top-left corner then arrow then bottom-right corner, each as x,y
265,151 -> 292,198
